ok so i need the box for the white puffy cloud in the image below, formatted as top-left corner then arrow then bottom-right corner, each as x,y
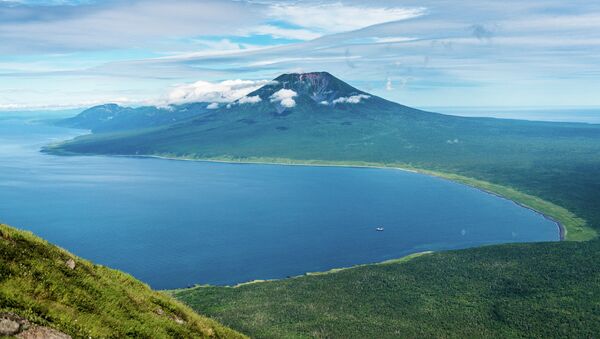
269,88 -> 297,108
206,102 -> 219,109
332,94 -> 370,104
166,79 -> 271,105
237,95 -> 262,104
281,99 -> 296,108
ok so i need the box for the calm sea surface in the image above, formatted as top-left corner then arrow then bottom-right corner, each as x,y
424,106 -> 600,124
0,118 -> 559,289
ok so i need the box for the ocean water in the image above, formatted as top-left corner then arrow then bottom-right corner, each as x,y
0,118 -> 559,289
423,106 -> 600,124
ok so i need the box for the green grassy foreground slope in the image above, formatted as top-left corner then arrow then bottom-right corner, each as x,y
0,223 -> 245,338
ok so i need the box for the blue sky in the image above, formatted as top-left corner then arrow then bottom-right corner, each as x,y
1,0 -> 600,110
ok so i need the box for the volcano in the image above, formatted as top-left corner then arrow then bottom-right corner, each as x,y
57,72 -> 427,134
49,71 -> 580,168
219,71 -> 420,117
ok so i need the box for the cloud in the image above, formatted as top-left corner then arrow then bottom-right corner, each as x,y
267,2 -> 426,34
243,25 -> 321,41
166,79 -> 272,105
0,0 -> 265,53
469,24 -> 495,41
270,88 -> 297,108
332,94 -> 370,104
188,38 -> 253,52
0,1 -> 425,53
240,3 -> 424,41
237,95 -> 262,104
386,78 -> 393,91
5,0 -> 600,109
373,37 -> 418,44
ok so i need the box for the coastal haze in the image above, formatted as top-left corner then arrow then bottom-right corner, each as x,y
423,107 -> 600,124
0,118 -> 558,289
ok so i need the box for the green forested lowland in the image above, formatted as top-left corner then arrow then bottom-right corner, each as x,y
174,241 -> 600,338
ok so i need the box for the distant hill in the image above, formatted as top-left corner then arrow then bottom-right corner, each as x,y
55,102 -> 211,133
0,223 -> 244,338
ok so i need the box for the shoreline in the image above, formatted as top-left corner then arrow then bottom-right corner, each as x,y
42,148 -> 599,292
463,182 -> 566,241
126,153 -> 567,241
45,147 -> 584,240
167,251 -> 435,291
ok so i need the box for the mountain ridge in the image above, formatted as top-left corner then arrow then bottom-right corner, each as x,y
56,72 -> 434,134
55,102 -> 212,133
249,71 -> 369,104
47,71 -> 600,162
223,71 -> 422,116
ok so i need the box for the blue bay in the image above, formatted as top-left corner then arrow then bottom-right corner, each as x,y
0,118 -> 559,289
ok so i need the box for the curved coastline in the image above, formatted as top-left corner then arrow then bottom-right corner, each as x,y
44,146 -> 593,241
120,153 -> 576,241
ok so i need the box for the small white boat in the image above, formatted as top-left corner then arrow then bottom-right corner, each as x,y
376,227 -> 384,232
